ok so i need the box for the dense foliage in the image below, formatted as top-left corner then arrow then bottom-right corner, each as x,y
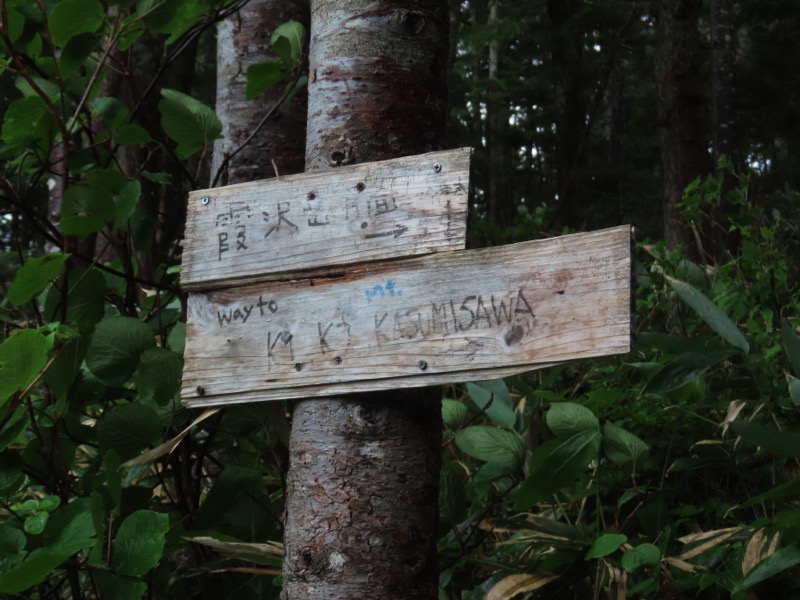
0,0 -> 799,599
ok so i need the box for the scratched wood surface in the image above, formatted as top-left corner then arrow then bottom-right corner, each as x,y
180,148 -> 470,290
182,226 -> 632,407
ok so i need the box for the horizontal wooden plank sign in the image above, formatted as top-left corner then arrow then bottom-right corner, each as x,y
182,226 -> 632,407
180,148 -> 470,290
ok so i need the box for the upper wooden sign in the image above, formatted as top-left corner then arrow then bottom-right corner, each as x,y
180,148 -> 470,290
182,226 -> 632,407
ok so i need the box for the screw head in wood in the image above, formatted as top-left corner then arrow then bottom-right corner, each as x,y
417,359 -> 428,370
433,163 -> 442,173
201,197 -> 210,205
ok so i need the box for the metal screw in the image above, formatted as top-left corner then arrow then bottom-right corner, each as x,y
201,197 -> 210,205
417,359 -> 428,370
307,191 -> 316,200
196,386 -> 206,396
433,163 -> 442,173
295,363 -> 304,372
356,182 -> 365,191
334,356 -> 342,365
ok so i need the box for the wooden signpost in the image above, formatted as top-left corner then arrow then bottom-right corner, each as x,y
181,148 -> 633,408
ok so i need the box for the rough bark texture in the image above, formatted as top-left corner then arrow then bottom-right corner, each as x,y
212,0 -> 309,185
655,0 -> 710,255
282,1 -> 448,598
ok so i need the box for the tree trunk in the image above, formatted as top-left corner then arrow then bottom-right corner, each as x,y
282,2 -> 448,598
212,0 -> 308,185
655,0 -> 710,255
547,0 -> 589,230
710,0 -> 739,260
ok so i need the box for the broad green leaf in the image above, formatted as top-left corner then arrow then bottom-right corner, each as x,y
621,543 -> 661,573
111,510 -> 169,576
59,32 -> 101,77
103,450 -> 122,510
731,547 -> 800,595
666,276 -> 749,353
0,329 -> 48,406
643,350 -> 736,395
442,398 -> 468,430
24,512 -> 49,535
43,336 -> 88,399
603,422 -> 649,470
86,317 -> 155,382
0,450 -> 23,491
137,0 -> 178,29
454,426 -> 527,468
135,347 -> 183,406
96,404 -> 162,461
272,20 -> 305,65
49,0 -> 104,47
7,253 -> 68,306
731,420 -> 800,458
246,60 -> 287,100
737,476 -> 800,510
440,461 -> 467,524
585,533 -> 628,560
0,524 -> 26,553
546,402 -> 599,439
0,414 -> 27,452
93,571 -> 147,600
514,430 -> 601,509
473,460 -> 517,483
92,96 -> 127,130
44,268 -> 107,332
194,465 -> 263,529
789,375 -> 800,407
113,179 -> 141,229
60,183 -> 116,236
114,124 -> 150,146
159,88 -> 222,158
1,96 -> 49,145
466,379 -> 516,429
782,320 -> 800,377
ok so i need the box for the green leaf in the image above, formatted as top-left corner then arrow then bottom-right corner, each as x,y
0,524 -> 26,553
103,450 -> 122,510
789,375 -> 800,407
93,571 -> 147,600
246,60 -> 287,100
782,320 -> 800,377
86,317 -> 155,382
514,429 -> 601,509
442,398 -> 468,430
59,32 -> 101,77
49,0 -> 104,47
113,179 -> 141,229
1,96 -> 49,145
731,547 -> 800,595
0,329 -> 48,406
737,476 -> 800,510
111,510 -> 169,576
466,379 -> 516,429
44,268 -> 107,332
731,420 -> 800,458
135,347 -> 183,406
159,88 -> 222,158
24,512 -> 49,535
194,465 -> 263,529
0,450 -> 23,491
7,253 -> 69,305
546,402 -> 599,439
114,124 -> 150,146
272,20 -> 305,66
454,426 -> 527,468
60,183 -> 116,236
621,543 -> 661,573
643,350 -> 736,395
585,533 -> 627,560
603,422 -> 649,470
666,276 -> 749,353
96,404 -> 162,461
440,461 -> 467,525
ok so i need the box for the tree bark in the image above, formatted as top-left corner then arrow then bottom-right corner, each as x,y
282,2 -> 448,598
655,0 -> 710,255
212,0 -> 309,185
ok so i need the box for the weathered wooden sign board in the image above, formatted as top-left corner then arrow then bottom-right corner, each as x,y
181,148 -> 470,290
181,225 -> 632,407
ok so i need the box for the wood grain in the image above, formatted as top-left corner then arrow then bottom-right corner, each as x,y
181,148 -> 470,290
182,226 -> 632,407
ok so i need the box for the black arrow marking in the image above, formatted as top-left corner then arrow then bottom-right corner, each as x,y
365,224 -> 408,239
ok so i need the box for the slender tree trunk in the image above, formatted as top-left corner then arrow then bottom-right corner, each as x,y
710,0 -> 739,260
282,2 -> 448,598
655,0 -> 710,255
212,0 -> 308,185
547,0 -> 589,229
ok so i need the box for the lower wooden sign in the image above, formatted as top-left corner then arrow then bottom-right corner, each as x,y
182,226 -> 632,407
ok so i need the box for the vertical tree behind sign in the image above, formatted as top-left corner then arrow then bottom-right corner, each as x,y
282,1 -> 449,598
